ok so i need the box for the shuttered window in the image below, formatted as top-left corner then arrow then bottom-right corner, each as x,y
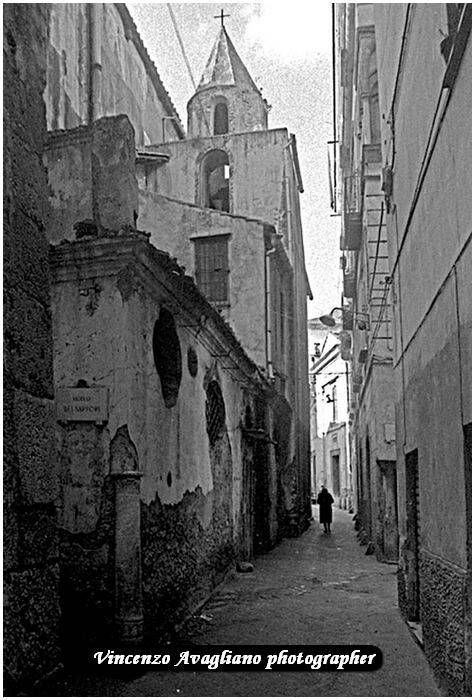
194,235 -> 229,303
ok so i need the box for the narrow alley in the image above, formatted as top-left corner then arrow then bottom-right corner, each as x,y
4,5 -> 470,696
44,508 -> 440,697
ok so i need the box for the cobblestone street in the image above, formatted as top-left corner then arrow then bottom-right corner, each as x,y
44,508 -> 440,697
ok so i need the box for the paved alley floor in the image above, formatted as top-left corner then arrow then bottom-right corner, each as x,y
43,508 -> 440,697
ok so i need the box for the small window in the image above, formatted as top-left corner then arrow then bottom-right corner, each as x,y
152,308 -> 182,408
194,235 -> 229,303
201,149 -> 230,212
214,101 -> 229,135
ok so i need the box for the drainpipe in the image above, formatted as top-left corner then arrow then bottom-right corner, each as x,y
265,247 -> 277,380
283,140 -> 294,252
88,4 -> 103,124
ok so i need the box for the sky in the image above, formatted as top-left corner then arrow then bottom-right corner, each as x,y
128,1 -> 341,319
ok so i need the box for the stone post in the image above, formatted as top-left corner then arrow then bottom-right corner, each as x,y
110,426 -> 143,643
91,115 -> 138,232
111,471 -> 143,643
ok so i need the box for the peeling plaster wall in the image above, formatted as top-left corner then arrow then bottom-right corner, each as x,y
52,274 -> 221,509
147,126 -> 311,532
51,243 -> 266,636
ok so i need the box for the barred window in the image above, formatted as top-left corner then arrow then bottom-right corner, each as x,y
206,380 -> 226,446
194,235 -> 229,303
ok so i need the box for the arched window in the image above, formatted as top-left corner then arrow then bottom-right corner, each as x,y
213,101 -> 228,135
152,308 -> 182,408
201,149 -> 230,212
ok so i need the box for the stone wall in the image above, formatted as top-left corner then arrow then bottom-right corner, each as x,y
419,552 -> 467,695
3,4 -> 61,692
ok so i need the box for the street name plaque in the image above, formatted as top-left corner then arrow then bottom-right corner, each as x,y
56,386 -> 109,423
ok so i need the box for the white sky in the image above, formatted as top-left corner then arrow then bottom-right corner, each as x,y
128,1 -> 341,318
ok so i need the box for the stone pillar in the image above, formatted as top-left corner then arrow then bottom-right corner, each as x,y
110,425 -> 143,643
91,115 -> 138,232
111,471 -> 144,643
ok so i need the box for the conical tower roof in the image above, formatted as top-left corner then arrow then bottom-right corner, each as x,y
196,26 -> 260,95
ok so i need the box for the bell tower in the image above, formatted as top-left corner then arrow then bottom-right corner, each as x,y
187,19 -> 270,138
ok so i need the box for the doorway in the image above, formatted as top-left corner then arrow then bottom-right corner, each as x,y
331,452 -> 340,497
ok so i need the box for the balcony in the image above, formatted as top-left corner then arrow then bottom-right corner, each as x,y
342,173 -> 363,250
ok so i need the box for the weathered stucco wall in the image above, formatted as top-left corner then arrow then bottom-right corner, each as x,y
4,5 -> 61,692
138,191 -> 268,369
45,4 -> 182,144
51,232 -> 273,641
149,129 -> 290,228
45,115 -> 138,242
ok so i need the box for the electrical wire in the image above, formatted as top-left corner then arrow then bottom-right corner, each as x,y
166,3 -> 212,136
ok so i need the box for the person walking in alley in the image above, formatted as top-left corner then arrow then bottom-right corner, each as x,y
317,485 -> 334,534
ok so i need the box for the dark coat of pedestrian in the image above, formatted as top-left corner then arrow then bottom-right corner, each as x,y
317,486 -> 334,533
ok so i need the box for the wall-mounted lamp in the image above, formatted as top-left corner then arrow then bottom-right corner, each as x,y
318,307 -> 370,330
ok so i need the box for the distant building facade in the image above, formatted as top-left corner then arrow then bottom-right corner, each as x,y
334,3 -> 471,694
308,319 -> 351,509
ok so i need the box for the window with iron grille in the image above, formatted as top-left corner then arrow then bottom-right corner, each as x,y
206,380 -> 226,446
194,235 -> 229,303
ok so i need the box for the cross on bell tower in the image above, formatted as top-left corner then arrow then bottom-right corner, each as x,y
214,8 -> 230,27
187,9 -> 269,137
